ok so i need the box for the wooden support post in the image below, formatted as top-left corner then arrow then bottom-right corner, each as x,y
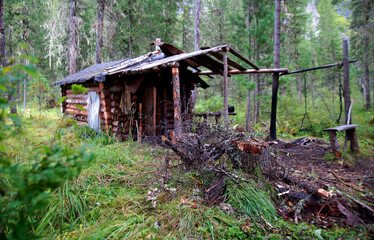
342,40 -> 351,125
346,128 -> 359,153
223,47 -> 229,124
60,85 -> 66,115
172,62 -> 182,140
328,131 -> 341,158
153,86 -> 157,136
138,103 -> 142,142
162,88 -> 168,136
99,82 -> 110,132
270,0 -> 281,141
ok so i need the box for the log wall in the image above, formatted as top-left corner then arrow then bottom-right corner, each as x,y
60,67 -> 196,140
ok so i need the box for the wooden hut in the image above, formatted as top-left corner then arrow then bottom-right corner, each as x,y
54,41 -> 268,140
55,42 -> 210,140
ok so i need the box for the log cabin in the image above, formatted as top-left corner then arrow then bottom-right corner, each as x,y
54,42 -> 212,140
54,41 -> 266,140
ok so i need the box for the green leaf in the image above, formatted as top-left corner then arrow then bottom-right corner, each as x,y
72,84 -> 88,94
57,96 -> 67,104
76,105 -> 86,112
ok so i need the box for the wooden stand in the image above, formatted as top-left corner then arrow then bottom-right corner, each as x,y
323,124 -> 360,158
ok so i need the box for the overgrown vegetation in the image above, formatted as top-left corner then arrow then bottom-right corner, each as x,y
2,108 -> 372,239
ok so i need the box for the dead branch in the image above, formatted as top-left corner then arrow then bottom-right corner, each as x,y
336,190 -> 374,215
328,170 -> 365,193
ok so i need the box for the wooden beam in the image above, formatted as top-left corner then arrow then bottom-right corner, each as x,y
223,48 -> 228,123
125,45 -> 227,74
197,68 -> 288,75
280,60 -> 357,76
208,51 -> 247,70
172,63 -> 182,139
228,47 -> 259,70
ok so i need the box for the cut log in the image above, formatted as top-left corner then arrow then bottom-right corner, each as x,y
233,140 -> 269,155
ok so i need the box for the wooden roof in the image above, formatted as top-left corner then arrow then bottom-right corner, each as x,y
54,42 -> 288,87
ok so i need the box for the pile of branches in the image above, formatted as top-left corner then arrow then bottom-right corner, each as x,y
162,119 -> 272,203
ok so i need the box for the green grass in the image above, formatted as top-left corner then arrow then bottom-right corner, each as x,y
2,107 -> 372,239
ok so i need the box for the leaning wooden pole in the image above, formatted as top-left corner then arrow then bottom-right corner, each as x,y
270,0 -> 281,141
172,62 -> 182,140
223,47 -> 229,124
342,40 -> 351,124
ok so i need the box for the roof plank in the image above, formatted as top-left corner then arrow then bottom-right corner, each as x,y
197,68 -> 288,75
228,48 -> 259,70
208,51 -> 247,70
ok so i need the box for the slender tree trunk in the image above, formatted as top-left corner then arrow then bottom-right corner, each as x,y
0,0 -> 6,68
254,74 -> 260,124
128,0 -> 133,58
342,40 -> 351,124
190,0 -> 201,112
270,0 -> 281,140
23,77 -> 26,110
296,63 -> 302,102
1,0 -> 16,114
245,0 -> 252,131
364,37 -> 371,110
69,0 -> 77,75
245,88 -> 252,131
96,0 -> 104,64
194,0 -> 201,51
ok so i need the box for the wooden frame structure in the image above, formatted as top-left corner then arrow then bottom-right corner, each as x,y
55,41 -> 358,146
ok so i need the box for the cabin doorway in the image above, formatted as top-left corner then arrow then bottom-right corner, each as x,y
141,86 -> 157,136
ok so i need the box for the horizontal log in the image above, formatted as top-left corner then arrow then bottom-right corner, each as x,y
66,94 -> 87,99
65,108 -> 88,116
66,103 -> 87,110
323,124 -> 360,132
280,59 -> 357,76
66,87 -> 100,94
66,98 -> 88,104
197,68 -> 289,76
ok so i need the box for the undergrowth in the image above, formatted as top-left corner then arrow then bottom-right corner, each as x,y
2,107 -> 371,239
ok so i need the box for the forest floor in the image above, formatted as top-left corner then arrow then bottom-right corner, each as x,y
4,107 -> 374,239
270,137 -> 374,230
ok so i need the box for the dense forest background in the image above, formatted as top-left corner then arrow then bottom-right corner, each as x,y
1,1 -> 374,239
1,0 -> 373,132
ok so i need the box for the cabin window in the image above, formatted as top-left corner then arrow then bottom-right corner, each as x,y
87,92 -> 100,132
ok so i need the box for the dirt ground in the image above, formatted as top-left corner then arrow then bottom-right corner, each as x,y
269,138 -> 374,228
